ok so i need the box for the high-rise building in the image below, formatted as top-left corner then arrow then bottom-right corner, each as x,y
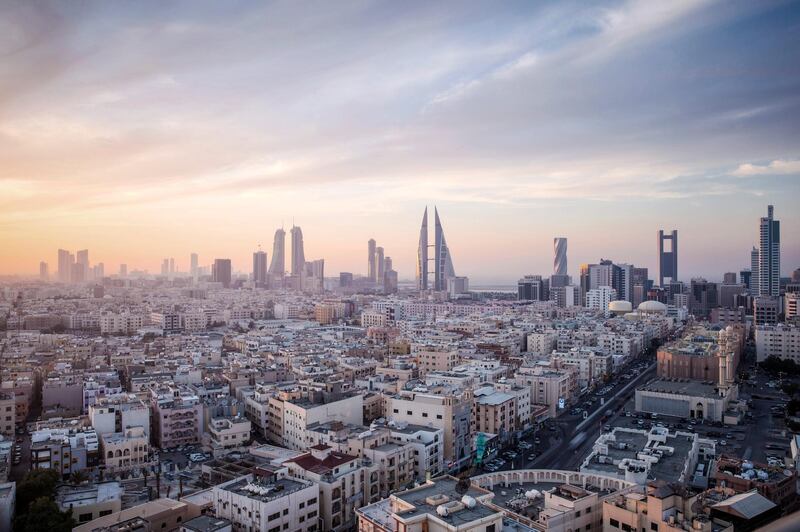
70,262 -> 85,283
723,272 -> 737,284
39,261 -> 48,281
750,247 -> 759,292
384,269 -> 398,294
269,228 -> 286,281
339,272 -> 353,288
376,246 -> 385,282
739,269 -> 752,289
161,259 -> 169,276
657,230 -> 678,286
290,226 -> 305,275
169,257 -> 175,275
253,250 -> 268,287
58,249 -> 73,283
190,253 -> 198,280
383,256 -> 393,275
367,239 -> 377,282
417,208 -> 429,290
212,259 -> 232,288
77,249 -> 89,280
518,275 -> 544,301
416,206 -> 457,292
93,262 -> 105,280
757,205 -> 780,297
554,237 -> 568,276
433,207 -> 456,291
119,264 -> 127,277
793,268 -> 800,283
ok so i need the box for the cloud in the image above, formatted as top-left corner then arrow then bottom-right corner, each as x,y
732,159 -> 800,177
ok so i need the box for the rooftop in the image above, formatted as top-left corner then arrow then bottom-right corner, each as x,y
219,476 -> 312,504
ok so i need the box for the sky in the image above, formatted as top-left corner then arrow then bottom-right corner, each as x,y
0,0 -> 798,284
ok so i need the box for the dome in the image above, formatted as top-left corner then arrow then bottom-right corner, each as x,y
638,300 -> 667,313
608,300 -> 633,314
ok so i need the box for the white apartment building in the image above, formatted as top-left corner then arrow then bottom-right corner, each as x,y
527,332 -> 557,355
386,388 -> 474,471
208,416 -> 251,450
755,324 -> 800,362
586,286 -> 617,315
99,312 -> 144,335
283,394 -> 364,451
285,446 -> 366,532
213,474 -> 319,532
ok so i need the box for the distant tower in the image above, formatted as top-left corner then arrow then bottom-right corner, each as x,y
657,230 -> 678,286
553,238 -> 568,276
77,249 -> 90,280
750,246 -> 759,292
253,250 -> 268,287
39,261 -> 49,281
190,253 -> 199,280
367,239 -> 377,282
119,264 -> 128,278
269,228 -> 286,277
169,257 -> 175,275
376,246 -> 385,282
212,258 -> 232,288
58,249 -> 73,283
758,205 -> 780,297
433,207 -> 456,291
417,208 -> 429,290
290,225 -> 305,275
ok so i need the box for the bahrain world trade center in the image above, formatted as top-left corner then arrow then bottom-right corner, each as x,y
417,207 -> 456,291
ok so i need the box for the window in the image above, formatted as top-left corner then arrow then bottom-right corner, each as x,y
651,525 -> 658,532
269,527 -> 280,532
486,525 -> 496,532
586,525 -> 592,530
283,509 -> 289,515
268,512 -> 281,521
393,409 -> 398,414
78,513 -> 93,523
308,498 -> 317,505
576,510 -> 581,517
622,525 -> 632,532
299,502 -> 305,509
308,511 -> 317,518
407,410 -> 412,415
610,519 -> 620,528
436,414 -> 442,419
422,412 -> 428,417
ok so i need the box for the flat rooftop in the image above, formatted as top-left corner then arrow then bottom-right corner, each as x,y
638,378 -> 721,398
393,477 -> 499,527
220,477 -> 312,504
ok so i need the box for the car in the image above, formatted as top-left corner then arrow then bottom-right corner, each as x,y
719,440 -> 727,446
527,454 -> 537,461
534,438 -> 541,444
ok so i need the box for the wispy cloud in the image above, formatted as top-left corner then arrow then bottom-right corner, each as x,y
732,159 -> 800,177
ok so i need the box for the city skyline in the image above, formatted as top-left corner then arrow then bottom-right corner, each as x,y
1,1 -> 799,281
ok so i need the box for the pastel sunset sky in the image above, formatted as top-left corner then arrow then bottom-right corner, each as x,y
1,0 -> 798,283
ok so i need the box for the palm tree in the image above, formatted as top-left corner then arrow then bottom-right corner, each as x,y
69,470 -> 88,486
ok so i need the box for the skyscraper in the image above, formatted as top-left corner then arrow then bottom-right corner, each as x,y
417,208 -> 429,290
253,250 -> 268,287
657,230 -> 678,286
376,246 -> 385,282
384,256 -> 393,274
119,264 -> 127,278
58,249 -> 72,283
433,207 -> 456,291
553,238 -> 567,276
750,247 -> 759,292
169,257 -> 175,275
212,259 -> 232,288
161,259 -> 169,276
290,226 -> 305,275
269,228 -> 286,278
39,261 -> 49,281
758,205 -> 780,297
77,249 -> 90,280
367,239 -> 377,282
190,253 -> 199,280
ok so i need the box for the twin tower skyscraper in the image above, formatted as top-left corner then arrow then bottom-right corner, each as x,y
417,206 -> 456,291
268,225 -> 305,278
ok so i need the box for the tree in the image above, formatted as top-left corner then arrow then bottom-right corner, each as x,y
15,469 -> 60,516
15,497 -> 75,532
68,470 -> 88,486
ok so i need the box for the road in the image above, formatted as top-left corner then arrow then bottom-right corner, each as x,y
480,353 -> 657,474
